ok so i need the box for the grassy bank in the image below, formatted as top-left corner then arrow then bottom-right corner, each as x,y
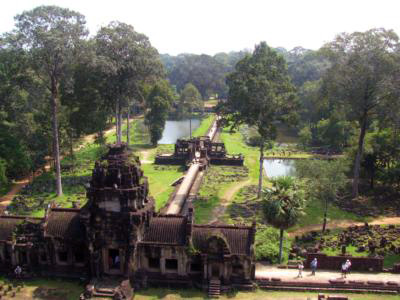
192,114 -> 214,137
134,288 -> 400,300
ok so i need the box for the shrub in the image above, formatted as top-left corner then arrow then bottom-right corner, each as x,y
255,226 -> 290,263
0,158 -> 7,187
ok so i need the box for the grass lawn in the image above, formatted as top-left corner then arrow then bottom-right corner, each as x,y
193,165 -> 248,224
142,164 -> 184,211
290,198 -> 368,232
134,288 -> 400,300
220,129 -> 262,184
0,277 -> 83,300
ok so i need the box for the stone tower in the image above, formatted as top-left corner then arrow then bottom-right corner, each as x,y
80,143 -> 154,277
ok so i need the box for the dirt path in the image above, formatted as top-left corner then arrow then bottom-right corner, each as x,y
0,117 -> 141,205
209,179 -> 252,223
139,149 -> 153,164
289,217 -> 400,237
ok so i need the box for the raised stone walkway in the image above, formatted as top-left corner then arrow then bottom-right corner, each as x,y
256,263 -> 400,283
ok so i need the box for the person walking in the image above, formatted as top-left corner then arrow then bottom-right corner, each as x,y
341,261 -> 347,278
310,258 -> 318,276
345,259 -> 351,276
297,261 -> 304,278
14,265 -> 22,279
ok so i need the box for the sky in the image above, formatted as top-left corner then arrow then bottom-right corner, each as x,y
1,0 -> 400,55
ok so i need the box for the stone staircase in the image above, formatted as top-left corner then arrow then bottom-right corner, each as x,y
81,277 -> 133,299
208,278 -> 221,298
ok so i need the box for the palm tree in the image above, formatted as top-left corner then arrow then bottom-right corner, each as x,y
263,176 -> 305,263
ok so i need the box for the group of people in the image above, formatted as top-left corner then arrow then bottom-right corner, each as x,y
297,258 -> 352,278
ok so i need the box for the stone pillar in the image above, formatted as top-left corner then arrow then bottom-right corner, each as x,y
0,243 -> 4,262
160,253 -> 166,274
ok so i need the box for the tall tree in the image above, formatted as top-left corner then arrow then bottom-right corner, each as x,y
95,21 -> 162,144
178,83 -> 202,137
321,28 -> 399,198
13,6 -> 88,196
263,176 -> 305,263
295,159 -> 348,232
223,42 -> 297,198
145,80 -> 174,145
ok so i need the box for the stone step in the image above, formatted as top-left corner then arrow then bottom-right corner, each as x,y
260,285 -> 398,294
95,288 -> 114,294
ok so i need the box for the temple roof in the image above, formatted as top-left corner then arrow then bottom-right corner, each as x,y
141,215 -> 253,255
0,216 -> 41,242
142,215 -> 187,245
45,208 -> 85,241
192,224 -> 253,255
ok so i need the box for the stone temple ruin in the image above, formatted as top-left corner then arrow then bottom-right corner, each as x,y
0,143 -> 255,299
155,136 -> 244,167
155,117 -> 243,168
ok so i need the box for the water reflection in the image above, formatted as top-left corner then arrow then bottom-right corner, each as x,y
263,159 -> 295,178
158,119 -> 201,144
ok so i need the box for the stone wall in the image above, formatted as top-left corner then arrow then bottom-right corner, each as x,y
306,253 -> 383,272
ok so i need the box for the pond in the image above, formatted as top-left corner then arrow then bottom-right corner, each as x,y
158,119 -> 201,144
263,159 -> 296,178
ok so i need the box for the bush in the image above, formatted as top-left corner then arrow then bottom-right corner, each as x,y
255,226 -> 290,263
0,158 -> 7,187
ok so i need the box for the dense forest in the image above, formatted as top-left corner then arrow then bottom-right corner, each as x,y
0,5 -> 399,205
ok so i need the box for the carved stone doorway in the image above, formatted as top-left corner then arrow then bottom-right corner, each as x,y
210,263 -> 221,279
104,248 -> 122,275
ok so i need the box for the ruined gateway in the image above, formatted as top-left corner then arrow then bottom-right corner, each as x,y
0,144 -> 255,297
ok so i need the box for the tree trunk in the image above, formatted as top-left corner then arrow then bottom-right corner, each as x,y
370,167 -> 374,190
257,143 -> 264,198
352,115 -> 368,198
322,197 -> 328,233
115,101 -> 120,144
278,228 -> 284,264
118,102 -> 123,144
51,78 -> 63,197
115,100 -> 123,144
126,108 -> 130,145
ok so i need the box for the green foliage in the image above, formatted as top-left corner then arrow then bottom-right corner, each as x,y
263,176 -> 305,230
145,80 -> 175,145
321,28 -> 400,197
224,42 -> 297,139
0,158 -> 7,187
295,159 -> 348,203
177,83 -> 203,118
166,54 -> 229,99
0,125 -> 32,178
298,126 -> 312,148
255,226 -> 290,263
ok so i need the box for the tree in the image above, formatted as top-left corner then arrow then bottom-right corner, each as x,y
321,28 -> 399,198
145,80 -> 174,145
179,83 -> 202,137
13,5 -> 88,196
168,54 -> 227,98
295,159 -> 348,232
178,83 -> 202,118
95,21 -> 162,144
263,176 -> 305,263
223,42 -> 297,198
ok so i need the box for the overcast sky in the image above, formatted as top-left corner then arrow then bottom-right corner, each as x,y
1,0 -> 399,55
